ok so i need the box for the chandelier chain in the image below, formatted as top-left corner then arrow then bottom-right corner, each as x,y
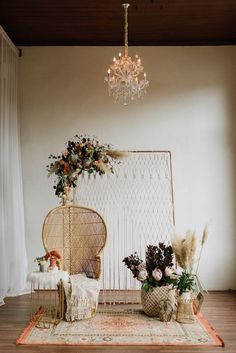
124,4 -> 129,57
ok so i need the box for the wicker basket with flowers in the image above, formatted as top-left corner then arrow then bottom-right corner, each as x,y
123,243 -> 178,317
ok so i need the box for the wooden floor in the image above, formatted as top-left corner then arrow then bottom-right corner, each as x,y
0,291 -> 235,352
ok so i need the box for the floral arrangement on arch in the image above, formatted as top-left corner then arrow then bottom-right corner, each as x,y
123,243 -> 178,292
47,135 -> 126,198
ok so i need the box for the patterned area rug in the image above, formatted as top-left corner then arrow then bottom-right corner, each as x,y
17,307 -> 224,346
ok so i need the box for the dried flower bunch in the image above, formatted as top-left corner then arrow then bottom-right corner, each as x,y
171,225 -> 209,294
171,230 -> 196,273
47,135 -> 126,197
44,250 -> 61,261
123,243 -> 178,292
172,225 -> 208,274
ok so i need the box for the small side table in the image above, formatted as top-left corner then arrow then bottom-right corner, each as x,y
27,270 -> 69,328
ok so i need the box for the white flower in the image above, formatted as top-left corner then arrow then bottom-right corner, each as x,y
165,266 -> 178,279
62,149 -> 69,157
152,268 -> 162,281
70,154 -> 78,163
137,270 -> 148,282
83,158 -> 91,167
71,172 -> 78,178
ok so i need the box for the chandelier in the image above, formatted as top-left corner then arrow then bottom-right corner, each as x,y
105,3 -> 149,105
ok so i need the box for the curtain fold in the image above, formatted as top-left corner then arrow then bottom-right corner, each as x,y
0,27 -> 28,305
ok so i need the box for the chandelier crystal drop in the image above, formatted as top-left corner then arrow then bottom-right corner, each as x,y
105,3 -> 149,105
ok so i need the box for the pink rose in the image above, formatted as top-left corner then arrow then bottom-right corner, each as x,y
62,149 -> 69,157
152,268 -> 162,281
165,267 -> 178,279
137,262 -> 146,271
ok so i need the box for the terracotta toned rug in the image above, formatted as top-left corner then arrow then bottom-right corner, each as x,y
17,307 -> 224,346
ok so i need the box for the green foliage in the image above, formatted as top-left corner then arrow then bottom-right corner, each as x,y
177,271 -> 195,295
142,276 -> 162,293
34,256 -> 45,264
142,274 -> 178,293
142,280 -> 150,292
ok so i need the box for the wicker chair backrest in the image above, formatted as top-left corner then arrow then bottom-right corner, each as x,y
42,205 -> 107,278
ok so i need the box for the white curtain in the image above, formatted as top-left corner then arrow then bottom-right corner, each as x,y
0,27 -> 28,305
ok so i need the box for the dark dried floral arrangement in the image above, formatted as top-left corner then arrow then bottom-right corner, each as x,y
123,243 -> 178,292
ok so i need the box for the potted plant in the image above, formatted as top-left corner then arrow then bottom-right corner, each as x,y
171,228 -> 207,323
177,271 -> 195,299
175,270 -> 195,323
34,256 -> 47,272
123,243 -> 178,317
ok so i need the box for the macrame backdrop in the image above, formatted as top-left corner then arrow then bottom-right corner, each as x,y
74,151 -> 175,302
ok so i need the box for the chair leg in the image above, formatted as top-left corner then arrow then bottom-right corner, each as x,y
58,279 -> 66,320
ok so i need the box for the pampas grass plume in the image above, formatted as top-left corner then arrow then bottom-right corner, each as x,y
189,230 -> 197,271
172,230 -> 196,272
201,224 -> 209,246
107,150 -> 129,159
196,224 -> 209,274
171,233 -> 187,270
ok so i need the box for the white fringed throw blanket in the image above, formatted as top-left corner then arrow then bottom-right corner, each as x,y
63,273 -> 100,321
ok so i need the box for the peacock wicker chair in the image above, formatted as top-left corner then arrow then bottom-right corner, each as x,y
42,205 -> 107,318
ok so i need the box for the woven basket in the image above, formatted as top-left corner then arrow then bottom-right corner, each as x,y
141,286 -> 176,317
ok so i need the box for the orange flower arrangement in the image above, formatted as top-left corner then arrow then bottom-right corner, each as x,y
45,250 -> 61,270
47,135 -> 125,198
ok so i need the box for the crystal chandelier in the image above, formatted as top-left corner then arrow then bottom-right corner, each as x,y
105,3 -> 149,105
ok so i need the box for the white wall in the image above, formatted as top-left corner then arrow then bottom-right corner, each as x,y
19,46 -> 236,290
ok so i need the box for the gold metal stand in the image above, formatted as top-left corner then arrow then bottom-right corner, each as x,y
29,275 -> 65,328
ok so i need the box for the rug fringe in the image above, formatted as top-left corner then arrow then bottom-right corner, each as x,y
16,306 -> 44,345
197,311 -> 224,347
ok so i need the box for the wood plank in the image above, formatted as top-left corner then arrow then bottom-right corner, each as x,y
0,0 -> 235,46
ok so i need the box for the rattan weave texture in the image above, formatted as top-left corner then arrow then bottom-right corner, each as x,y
141,286 -> 176,317
42,206 -> 107,279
